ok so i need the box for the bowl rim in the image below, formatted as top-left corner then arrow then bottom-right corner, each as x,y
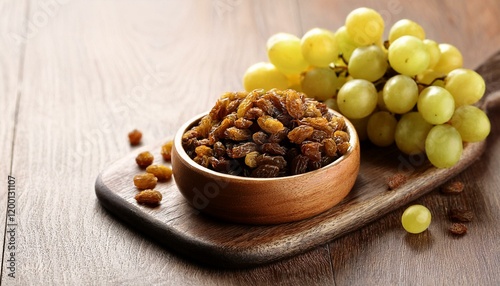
174,109 -> 359,182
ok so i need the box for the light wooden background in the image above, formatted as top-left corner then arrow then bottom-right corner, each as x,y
1,0 -> 500,285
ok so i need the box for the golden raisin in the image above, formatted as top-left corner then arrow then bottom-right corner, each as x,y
146,164 -> 173,181
133,173 -> 158,189
135,189 -> 162,205
244,151 -> 260,168
135,151 -> 154,168
257,115 -> 284,134
128,129 -> 142,146
161,141 -> 173,161
288,125 -> 314,144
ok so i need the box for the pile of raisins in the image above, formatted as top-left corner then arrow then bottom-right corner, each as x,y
182,89 -> 351,178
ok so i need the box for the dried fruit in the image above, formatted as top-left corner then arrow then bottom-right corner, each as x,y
449,208 -> 474,222
135,189 -> 162,205
161,141 -> 173,161
146,164 -> 173,181
387,173 -> 408,190
135,151 -> 154,168
128,129 -> 142,146
182,89 -> 351,177
133,173 -> 158,190
448,223 -> 467,235
440,181 -> 464,195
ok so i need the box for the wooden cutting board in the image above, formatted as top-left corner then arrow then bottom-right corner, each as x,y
95,51 -> 500,268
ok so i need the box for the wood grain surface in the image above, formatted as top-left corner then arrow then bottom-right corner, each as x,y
2,0 -> 500,285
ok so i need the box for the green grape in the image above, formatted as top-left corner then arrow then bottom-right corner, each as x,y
388,35 -> 430,76
416,70 -> 445,86
433,43 -> 463,74
423,39 -> 441,70
334,26 -> 359,62
348,45 -> 388,82
417,86 -> 455,125
367,111 -> 397,147
445,68 -> 485,106
450,105 -> 491,142
349,116 -> 370,141
345,7 -> 384,46
425,124 -> 463,168
267,33 -> 309,75
324,97 -> 339,112
337,79 -> 378,119
287,74 -> 302,92
301,67 -> 342,101
243,62 -> 289,92
395,112 -> 433,155
388,19 -> 425,43
401,205 -> 432,234
383,75 -> 418,114
301,28 -> 338,67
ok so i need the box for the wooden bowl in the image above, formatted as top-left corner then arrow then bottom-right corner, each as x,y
171,111 -> 360,225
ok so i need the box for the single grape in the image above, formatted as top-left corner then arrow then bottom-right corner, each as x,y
349,116 -> 370,141
367,111 -> 398,147
383,75 -> 419,114
337,79 -> 378,119
417,86 -> 455,125
243,62 -> 289,92
433,43 -> 463,74
267,33 -> 309,75
287,73 -> 302,92
425,124 -> 463,168
345,7 -> 384,46
301,28 -> 338,67
395,112 -> 433,155
388,19 -> 425,43
388,35 -> 430,76
445,68 -> 485,106
348,45 -> 388,82
334,26 -> 359,63
401,205 -> 432,234
450,105 -> 491,142
301,67 -> 341,101
423,39 -> 441,70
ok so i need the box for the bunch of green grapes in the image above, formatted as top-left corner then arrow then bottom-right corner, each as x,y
242,7 -> 491,169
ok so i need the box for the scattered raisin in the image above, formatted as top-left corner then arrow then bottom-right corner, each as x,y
160,141 -> 173,161
448,223 -> 467,235
387,173 -> 408,190
135,151 -> 154,168
135,189 -> 162,205
128,129 -> 142,146
133,173 -> 158,190
146,164 -> 173,181
440,181 -> 464,195
449,208 -> 474,222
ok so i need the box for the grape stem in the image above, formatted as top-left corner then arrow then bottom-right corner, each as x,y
415,76 -> 446,87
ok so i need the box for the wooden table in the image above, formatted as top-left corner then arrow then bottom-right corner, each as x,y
2,0 -> 500,284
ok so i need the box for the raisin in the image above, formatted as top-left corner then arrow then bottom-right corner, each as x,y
449,208 -> 474,222
133,173 -> 158,190
386,173 -> 407,190
244,151 -> 260,168
194,155 -> 210,168
146,164 -> 173,181
160,141 -> 173,161
128,129 -> 142,146
135,189 -> 162,205
440,181 -> 464,195
337,142 -> 350,155
244,107 -> 264,120
301,141 -> 321,162
255,98 -> 279,116
307,159 -> 322,171
329,116 -> 346,132
234,117 -> 253,129
225,127 -> 252,141
251,164 -> 280,178
195,145 -> 213,157
257,115 -> 285,134
323,138 -> 337,157
210,114 -> 235,143
252,131 -> 269,145
209,98 -> 230,120
304,101 -> 322,117
288,125 -> 314,144
136,151 -> 154,168
449,223 -> 467,235
285,90 -> 305,119
268,127 -> 289,143
213,141 -> 226,158
228,142 -> 258,158
309,130 -> 328,142
262,142 -> 287,156
334,130 -> 350,144
255,154 -> 287,170
237,89 -> 261,118
291,155 -> 309,175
